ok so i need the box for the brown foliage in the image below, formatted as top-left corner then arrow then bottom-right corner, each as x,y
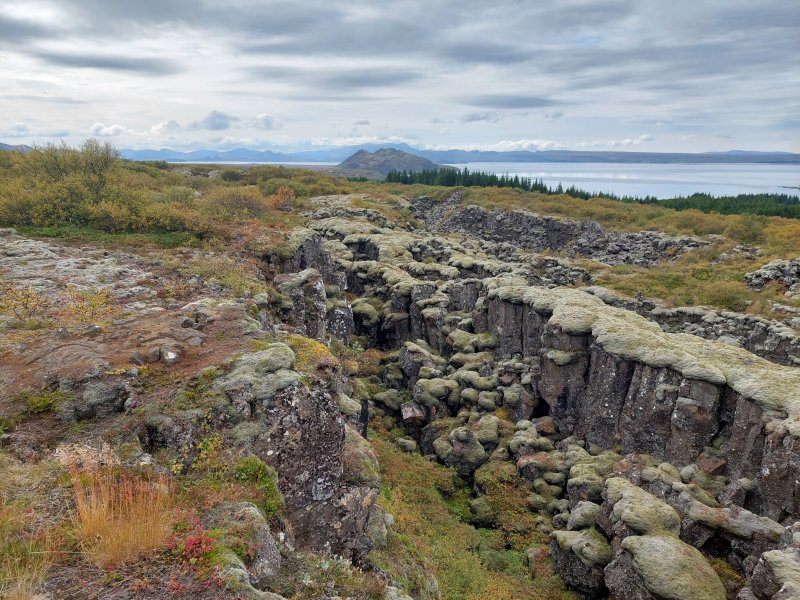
267,186 -> 296,211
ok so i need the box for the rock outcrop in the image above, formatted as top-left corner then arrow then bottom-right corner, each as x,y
746,257 -> 800,300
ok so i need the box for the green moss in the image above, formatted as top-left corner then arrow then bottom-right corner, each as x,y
552,529 -> 612,566
232,456 -> 284,521
605,477 -> 680,536
622,535 -> 726,600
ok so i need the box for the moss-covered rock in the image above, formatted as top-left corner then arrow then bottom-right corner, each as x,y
551,528 -> 612,567
372,388 -> 404,411
605,477 -> 681,536
617,535 -> 726,600
342,425 -> 380,488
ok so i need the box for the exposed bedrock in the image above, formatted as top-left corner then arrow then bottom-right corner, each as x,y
478,286 -> 800,521
138,344 -> 379,561
261,199 -> 800,596
412,196 -> 708,267
746,257 -> 800,300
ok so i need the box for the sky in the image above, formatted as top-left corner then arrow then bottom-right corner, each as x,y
1,0 -> 798,153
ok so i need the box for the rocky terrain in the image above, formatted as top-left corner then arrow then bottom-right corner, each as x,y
2,187 -> 800,600
746,257 -> 800,301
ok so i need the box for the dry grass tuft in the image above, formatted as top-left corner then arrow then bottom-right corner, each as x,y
0,454 -> 60,600
71,468 -> 172,568
0,502 -> 55,600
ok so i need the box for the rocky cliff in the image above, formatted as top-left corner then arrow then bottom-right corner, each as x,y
260,193 -> 800,599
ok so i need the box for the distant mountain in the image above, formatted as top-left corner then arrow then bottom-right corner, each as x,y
0,142 -> 31,153
335,148 -> 439,179
119,145 -> 800,165
121,147 -> 288,162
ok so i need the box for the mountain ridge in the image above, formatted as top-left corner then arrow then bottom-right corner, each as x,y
3,141 -> 799,164
116,144 -> 800,165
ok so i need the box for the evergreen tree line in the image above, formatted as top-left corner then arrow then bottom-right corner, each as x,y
385,168 -> 800,219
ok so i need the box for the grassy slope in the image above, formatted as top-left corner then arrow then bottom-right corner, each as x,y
369,433 -> 576,600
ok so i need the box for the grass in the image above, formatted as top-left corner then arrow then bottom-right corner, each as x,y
0,388 -> 74,435
0,498 -> 56,600
14,224 -> 202,248
167,253 -> 269,298
71,468 -> 172,567
369,432 -> 577,600
0,453 -> 61,599
596,243 -> 800,313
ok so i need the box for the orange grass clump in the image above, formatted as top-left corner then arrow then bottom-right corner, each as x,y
71,468 -> 172,567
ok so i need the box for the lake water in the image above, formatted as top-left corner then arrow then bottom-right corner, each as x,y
443,162 -> 800,199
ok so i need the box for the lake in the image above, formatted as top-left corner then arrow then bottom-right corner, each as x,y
443,162 -> 800,199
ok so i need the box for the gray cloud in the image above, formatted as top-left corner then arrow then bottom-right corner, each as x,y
0,13 -> 54,43
191,111 -> 241,131
253,114 -> 281,130
460,111 -> 502,124
463,95 -> 562,109
1,0 -> 797,152
31,51 -> 179,74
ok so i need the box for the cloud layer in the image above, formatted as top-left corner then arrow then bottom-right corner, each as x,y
0,0 -> 798,152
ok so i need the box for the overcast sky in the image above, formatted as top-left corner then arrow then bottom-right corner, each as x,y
1,0 -> 798,152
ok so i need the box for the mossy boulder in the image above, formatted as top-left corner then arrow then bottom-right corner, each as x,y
413,377 -> 459,408
605,477 -> 681,536
447,329 -> 498,353
217,345 -> 301,412
202,501 -> 281,591
342,425 -> 380,488
453,368 -> 498,391
434,427 -> 488,477
470,496 -> 498,527
608,535 -> 726,600
338,393 -> 362,417
550,528 -> 611,596
372,389 -> 404,411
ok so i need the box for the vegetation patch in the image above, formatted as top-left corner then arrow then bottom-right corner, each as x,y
70,467 -> 173,568
369,430 -> 576,600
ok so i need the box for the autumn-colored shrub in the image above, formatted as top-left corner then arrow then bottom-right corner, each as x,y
0,282 -> 48,321
167,513 -> 216,565
267,186 -> 296,211
57,288 -> 119,328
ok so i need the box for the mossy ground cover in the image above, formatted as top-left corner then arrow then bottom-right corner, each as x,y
369,431 -> 576,600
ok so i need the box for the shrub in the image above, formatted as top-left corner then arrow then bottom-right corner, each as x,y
201,187 -> 269,219
220,169 -> 242,182
286,334 -> 339,372
57,288 -> 118,328
71,468 -> 172,567
267,186 -> 296,212
83,200 -> 137,233
0,282 -> 48,321
21,140 -> 119,201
